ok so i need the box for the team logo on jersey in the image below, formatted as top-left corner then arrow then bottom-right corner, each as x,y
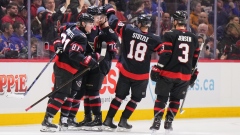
80,33 -> 86,38
118,22 -> 125,26
76,80 -> 82,87
88,41 -> 95,51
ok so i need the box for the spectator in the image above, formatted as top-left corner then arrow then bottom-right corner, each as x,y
40,0 -> 70,57
18,6 -> 27,26
217,15 -> 239,41
144,0 -> 157,14
203,37 -> 216,59
208,0 -> 229,28
0,0 -> 10,20
198,12 -> 213,36
196,23 -> 209,41
223,0 -> 239,16
30,37 -> 38,58
0,23 -> 16,58
125,0 -> 145,24
217,22 -> 240,59
30,0 -> 42,19
31,6 -> 45,41
1,2 -> 25,25
152,0 -> 167,13
109,0 -> 127,22
177,0 -> 188,11
10,22 -> 27,52
159,12 -> 173,38
190,0 -> 202,33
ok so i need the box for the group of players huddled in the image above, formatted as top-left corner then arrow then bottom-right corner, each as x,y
39,1 -> 200,134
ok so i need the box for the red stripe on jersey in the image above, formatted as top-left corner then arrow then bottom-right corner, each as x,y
67,13 -> 71,22
84,103 -> 90,106
90,103 -> 101,107
47,104 -> 60,110
72,99 -> 81,103
159,50 -> 172,54
194,54 -> 199,58
161,70 -> 191,81
61,106 -> 71,110
154,43 -> 162,51
55,56 -> 78,74
162,42 -> 172,46
168,108 -> 178,113
126,106 -> 134,112
116,62 -> 149,80
110,104 -> 119,110
170,101 -> 180,104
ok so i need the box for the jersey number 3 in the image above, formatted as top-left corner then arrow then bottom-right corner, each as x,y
127,40 -> 147,61
178,43 -> 189,63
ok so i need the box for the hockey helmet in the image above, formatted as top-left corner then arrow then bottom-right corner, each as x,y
87,6 -> 101,15
173,11 -> 188,24
137,14 -> 152,27
78,13 -> 94,23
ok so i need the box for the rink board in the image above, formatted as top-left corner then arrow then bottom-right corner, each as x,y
0,60 -> 240,125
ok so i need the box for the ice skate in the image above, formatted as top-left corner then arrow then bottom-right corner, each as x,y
84,114 -> 102,131
78,114 -> 92,130
102,117 -> 117,132
67,117 -> 80,130
117,117 -> 132,132
164,116 -> 173,135
40,114 -> 58,132
150,115 -> 162,135
59,116 -> 68,131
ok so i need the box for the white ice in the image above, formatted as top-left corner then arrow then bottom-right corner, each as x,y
0,118 -> 239,135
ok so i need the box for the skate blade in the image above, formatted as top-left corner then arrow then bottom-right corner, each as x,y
165,129 -> 173,135
67,126 -> 80,131
102,125 -> 116,132
117,127 -> 131,132
40,126 -> 57,132
59,126 -> 68,131
84,126 -> 102,132
150,129 -> 159,135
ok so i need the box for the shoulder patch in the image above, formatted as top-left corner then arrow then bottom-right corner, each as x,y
80,33 -> 86,38
118,22 -> 125,26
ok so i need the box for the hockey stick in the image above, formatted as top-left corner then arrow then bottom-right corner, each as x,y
179,43 -> 204,114
25,42 -> 107,111
6,50 -> 60,99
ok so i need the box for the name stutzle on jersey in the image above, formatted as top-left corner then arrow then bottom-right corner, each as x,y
132,33 -> 149,43
178,35 -> 192,42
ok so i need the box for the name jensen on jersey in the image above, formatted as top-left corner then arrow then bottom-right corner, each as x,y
132,33 -> 149,42
178,35 -> 192,42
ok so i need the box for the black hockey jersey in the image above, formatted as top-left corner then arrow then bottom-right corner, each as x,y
158,29 -> 200,81
109,15 -> 162,80
55,24 -> 88,74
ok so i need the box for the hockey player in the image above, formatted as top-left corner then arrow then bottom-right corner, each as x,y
40,13 -> 98,132
101,4 -> 162,131
64,6 -> 118,131
149,11 -> 200,132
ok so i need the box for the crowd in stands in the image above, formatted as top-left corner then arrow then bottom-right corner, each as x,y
0,0 -> 239,60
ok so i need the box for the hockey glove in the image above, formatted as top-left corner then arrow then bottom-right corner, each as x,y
83,56 -> 99,69
53,39 -> 63,54
150,65 -> 162,82
91,52 -> 100,61
189,68 -> 199,87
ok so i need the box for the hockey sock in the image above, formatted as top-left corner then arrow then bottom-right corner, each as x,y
154,95 -> 168,117
121,99 -> 138,119
60,98 -> 72,117
106,96 -> 123,118
68,89 -> 85,118
46,95 -> 65,116
84,92 -> 91,115
89,91 -> 101,115
166,97 -> 180,118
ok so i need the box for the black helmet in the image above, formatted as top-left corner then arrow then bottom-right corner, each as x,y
78,13 -> 94,23
173,11 -> 188,24
87,6 -> 101,15
137,14 -> 152,27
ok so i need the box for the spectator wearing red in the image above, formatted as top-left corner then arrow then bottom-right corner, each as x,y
109,0 -> 127,22
1,3 -> 25,25
31,0 -> 42,19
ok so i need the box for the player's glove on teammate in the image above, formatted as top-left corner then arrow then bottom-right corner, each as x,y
53,39 -> 63,54
189,68 -> 199,87
150,65 -> 162,82
83,56 -> 99,69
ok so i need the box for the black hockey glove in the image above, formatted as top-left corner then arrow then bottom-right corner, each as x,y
53,39 -> 63,54
91,52 -> 100,61
189,68 -> 199,87
150,65 -> 162,82
83,56 -> 99,69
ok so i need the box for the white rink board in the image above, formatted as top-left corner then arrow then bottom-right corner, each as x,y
0,61 -> 239,113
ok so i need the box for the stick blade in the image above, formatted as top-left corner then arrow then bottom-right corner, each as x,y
180,110 -> 185,114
